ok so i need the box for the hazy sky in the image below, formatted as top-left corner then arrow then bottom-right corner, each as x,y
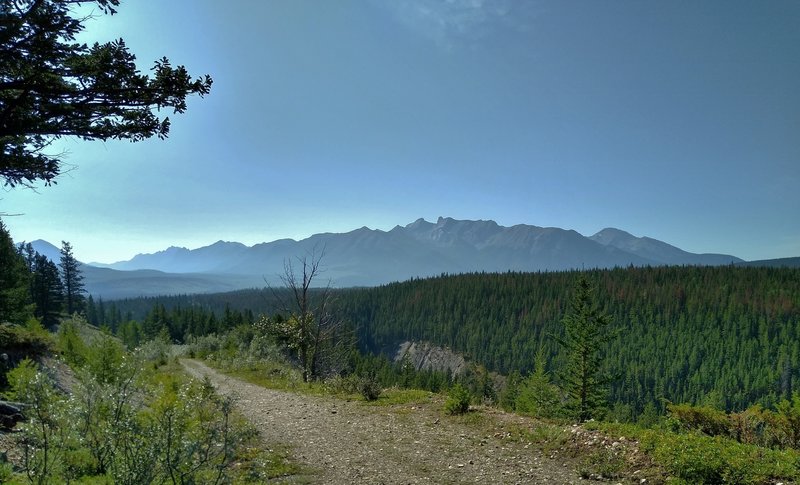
3,0 -> 799,263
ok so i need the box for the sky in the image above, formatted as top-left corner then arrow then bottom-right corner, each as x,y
2,0 -> 799,263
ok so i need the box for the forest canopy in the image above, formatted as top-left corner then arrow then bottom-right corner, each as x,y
104,266 -> 800,418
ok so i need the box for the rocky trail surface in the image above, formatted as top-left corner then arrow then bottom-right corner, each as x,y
181,359 -> 601,484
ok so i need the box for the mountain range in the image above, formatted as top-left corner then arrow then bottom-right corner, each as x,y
31,217 -> 748,299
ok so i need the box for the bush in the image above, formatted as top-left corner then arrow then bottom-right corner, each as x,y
775,394 -> 800,448
514,372 -> 563,419
729,405 -> 778,448
358,374 -> 382,401
641,430 -> 799,484
0,321 -> 53,355
137,336 -> 170,367
444,384 -> 471,415
667,403 -> 730,437
57,319 -> 88,367
669,398 -> 800,451
5,344 -> 255,483
5,358 -> 67,482
324,374 -> 359,395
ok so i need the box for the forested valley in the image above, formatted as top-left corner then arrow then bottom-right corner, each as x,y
99,265 -> 800,420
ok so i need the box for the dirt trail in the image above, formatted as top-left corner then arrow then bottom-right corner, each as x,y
181,359 -> 593,484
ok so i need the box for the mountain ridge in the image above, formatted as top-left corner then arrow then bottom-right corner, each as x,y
29,217 -> 755,298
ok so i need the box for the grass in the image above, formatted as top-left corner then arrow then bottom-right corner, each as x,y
453,409 -> 490,427
508,421 -> 571,452
208,360 -> 326,396
208,359 -> 439,407
363,388 -> 434,406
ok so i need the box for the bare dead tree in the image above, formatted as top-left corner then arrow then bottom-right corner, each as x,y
268,248 -> 354,382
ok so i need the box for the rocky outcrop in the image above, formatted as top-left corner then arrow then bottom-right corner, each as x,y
394,341 -> 466,375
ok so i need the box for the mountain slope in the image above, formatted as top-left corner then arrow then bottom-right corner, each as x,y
28,239 -> 62,263
590,228 -> 742,266
101,217 -> 711,278
80,265 -> 264,300
71,217 -> 747,296
104,241 -> 249,273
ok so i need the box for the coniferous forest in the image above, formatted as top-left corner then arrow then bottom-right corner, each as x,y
101,265 -> 800,419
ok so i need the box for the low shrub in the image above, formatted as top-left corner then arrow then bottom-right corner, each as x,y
57,319 -> 88,367
358,374 -> 382,401
669,399 -> 800,451
4,342 -> 258,483
186,333 -> 224,360
641,429 -> 799,484
667,403 -> 729,437
444,383 -> 471,415
0,320 -> 54,355
324,374 -> 359,395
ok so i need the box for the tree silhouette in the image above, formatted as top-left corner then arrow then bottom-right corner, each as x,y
59,240 -> 84,314
0,219 -> 31,323
0,0 -> 212,187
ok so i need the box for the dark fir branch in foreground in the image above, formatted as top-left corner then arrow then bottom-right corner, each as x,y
0,0 -> 212,187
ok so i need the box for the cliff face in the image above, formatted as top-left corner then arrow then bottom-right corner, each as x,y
394,341 -> 466,376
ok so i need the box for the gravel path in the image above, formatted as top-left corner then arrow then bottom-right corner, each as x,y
181,359 -> 594,484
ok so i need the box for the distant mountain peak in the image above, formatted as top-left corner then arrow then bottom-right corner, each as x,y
589,227 -> 741,266
26,239 -> 63,264
40,216 -> 750,297
210,240 -> 244,247
591,228 -> 637,245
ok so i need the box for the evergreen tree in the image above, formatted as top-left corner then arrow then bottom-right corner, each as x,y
0,219 -> 31,323
557,276 -> 615,422
0,0 -> 212,187
515,348 -> 562,418
85,295 -> 99,326
59,241 -> 84,315
30,253 -> 63,327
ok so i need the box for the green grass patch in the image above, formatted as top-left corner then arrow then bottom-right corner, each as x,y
221,363 -> 326,395
511,422 -> 571,452
208,359 -> 440,407
454,409 -> 490,427
363,388 -> 433,406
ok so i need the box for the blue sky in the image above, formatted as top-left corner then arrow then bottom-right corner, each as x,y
3,0 -> 798,263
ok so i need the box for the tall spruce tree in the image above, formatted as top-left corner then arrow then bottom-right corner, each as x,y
31,253 -> 64,326
0,219 -> 31,323
59,241 -> 84,315
557,275 -> 615,422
